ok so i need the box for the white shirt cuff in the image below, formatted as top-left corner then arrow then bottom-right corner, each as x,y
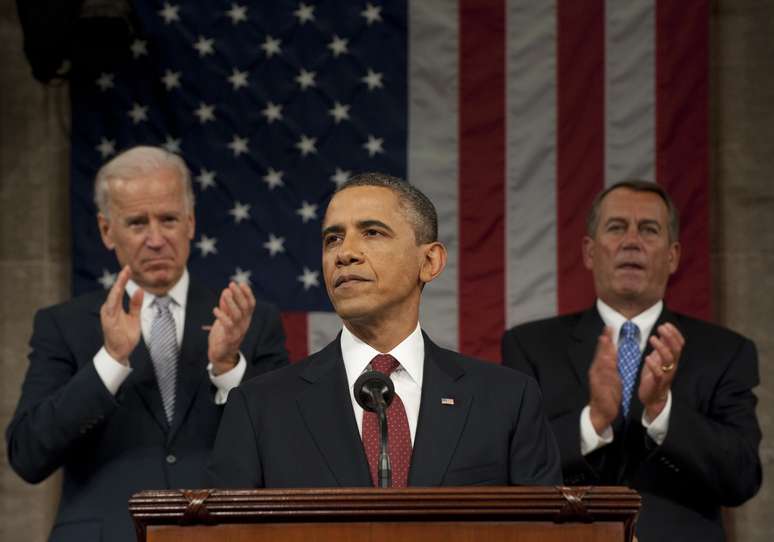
208,353 -> 247,405
641,391 -> 671,445
93,346 -> 132,395
580,405 -> 614,456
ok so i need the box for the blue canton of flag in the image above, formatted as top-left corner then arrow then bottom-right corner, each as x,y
70,0 -> 407,313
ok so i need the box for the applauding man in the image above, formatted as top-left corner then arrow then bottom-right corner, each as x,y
6,146 -> 288,542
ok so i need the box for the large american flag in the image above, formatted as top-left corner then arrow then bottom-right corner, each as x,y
71,0 -> 711,362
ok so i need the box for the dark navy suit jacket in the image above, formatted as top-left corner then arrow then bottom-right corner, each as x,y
6,280 -> 288,542
502,306 -> 762,542
209,333 -> 562,488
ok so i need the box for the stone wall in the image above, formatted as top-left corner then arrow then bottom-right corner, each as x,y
0,1 -> 771,540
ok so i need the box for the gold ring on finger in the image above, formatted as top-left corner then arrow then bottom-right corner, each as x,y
661,363 -> 675,372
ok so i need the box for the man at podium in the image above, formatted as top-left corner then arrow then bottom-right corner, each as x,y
210,173 -> 562,488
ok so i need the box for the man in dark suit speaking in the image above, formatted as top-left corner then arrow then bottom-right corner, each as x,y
501,180 -> 762,541
210,173 -> 561,488
6,146 -> 288,542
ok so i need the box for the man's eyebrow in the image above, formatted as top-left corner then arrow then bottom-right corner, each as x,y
356,219 -> 394,233
321,224 -> 344,237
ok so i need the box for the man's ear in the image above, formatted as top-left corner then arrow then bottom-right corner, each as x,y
98,213 -> 115,250
419,242 -> 447,285
187,210 -> 195,240
668,241 -> 681,275
582,236 -> 595,270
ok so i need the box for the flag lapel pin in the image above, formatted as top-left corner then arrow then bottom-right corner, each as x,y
441,397 -> 455,406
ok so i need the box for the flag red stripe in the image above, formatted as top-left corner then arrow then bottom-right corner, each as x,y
656,0 -> 712,320
458,0 -> 506,361
280,311 -> 308,362
556,0 -> 605,314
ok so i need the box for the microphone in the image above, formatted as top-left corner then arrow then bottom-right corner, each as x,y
354,371 -> 395,488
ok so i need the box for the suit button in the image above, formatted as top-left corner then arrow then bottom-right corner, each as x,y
166,454 -> 177,464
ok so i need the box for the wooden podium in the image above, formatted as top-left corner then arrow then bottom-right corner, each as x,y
129,486 -> 640,542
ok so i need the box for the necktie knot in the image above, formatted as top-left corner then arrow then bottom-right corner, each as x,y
621,321 -> 639,341
155,296 -> 172,312
370,354 -> 400,376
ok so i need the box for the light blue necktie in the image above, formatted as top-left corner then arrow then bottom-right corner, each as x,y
149,296 -> 178,424
618,321 -> 641,418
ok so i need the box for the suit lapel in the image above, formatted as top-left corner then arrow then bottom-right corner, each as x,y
409,335 -> 472,486
295,339 -> 372,487
568,308 -> 605,393
167,281 -> 212,442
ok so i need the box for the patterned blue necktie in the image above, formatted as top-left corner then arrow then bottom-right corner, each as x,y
618,321 -> 641,417
149,296 -> 178,424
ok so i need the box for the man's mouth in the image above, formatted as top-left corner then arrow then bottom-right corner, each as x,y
334,274 -> 369,288
616,262 -> 645,271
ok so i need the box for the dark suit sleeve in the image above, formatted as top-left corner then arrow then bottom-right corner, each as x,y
5,307 -> 118,483
509,376 -> 563,485
502,330 -> 593,481
654,338 -> 762,506
243,302 -> 289,380
208,388 -> 264,488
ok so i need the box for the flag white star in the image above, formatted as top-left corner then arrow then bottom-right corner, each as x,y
296,201 -> 318,223
328,101 -> 350,123
231,267 -> 252,284
362,69 -> 384,90
293,2 -> 315,24
330,168 -> 351,187
228,68 -> 248,90
128,103 -> 148,124
96,73 -> 114,91
194,36 -> 215,57
261,35 -> 281,58
296,135 -> 317,156
97,269 -> 117,289
361,3 -> 383,25
363,135 -> 384,156
228,135 -> 249,156
225,3 -> 247,24
163,136 -> 181,154
229,201 -> 251,223
263,234 -> 286,257
328,35 -> 349,57
161,70 -> 181,90
263,168 -> 284,190
158,2 -> 180,24
195,235 -> 218,257
194,102 -> 216,124
130,39 -> 148,58
96,138 -> 116,158
295,68 -> 316,90
298,267 -> 320,290
196,169 -> 216,190
261,101 -> 283,123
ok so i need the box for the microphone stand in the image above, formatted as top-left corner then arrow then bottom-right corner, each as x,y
374,392 -> 391,488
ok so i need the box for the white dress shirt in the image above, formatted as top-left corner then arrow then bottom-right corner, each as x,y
580,299 -> 672,455
341,323 -> 424,444
93,270 -> 246,404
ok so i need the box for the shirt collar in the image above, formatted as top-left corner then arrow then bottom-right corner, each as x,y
596,298 -> 663,351
125,269 -> 189,311
340,323 -> 424,387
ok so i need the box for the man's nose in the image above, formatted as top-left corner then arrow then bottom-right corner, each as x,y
335,236 -> 363,265
621,225 -> 643,248
145,222 -> 165,247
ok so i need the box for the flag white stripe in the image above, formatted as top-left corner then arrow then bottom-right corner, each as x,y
505,0 -> 558,328
605,0 -> 656,186
308,311 -> 343,355
409,1 -> 459,349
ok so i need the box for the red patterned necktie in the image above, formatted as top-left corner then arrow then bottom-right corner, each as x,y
361,354 -> 412,488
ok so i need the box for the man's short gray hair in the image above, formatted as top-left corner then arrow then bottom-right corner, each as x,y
586,179 -> 680,242
334,172 -> 438,244
94,146 -> 194,218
